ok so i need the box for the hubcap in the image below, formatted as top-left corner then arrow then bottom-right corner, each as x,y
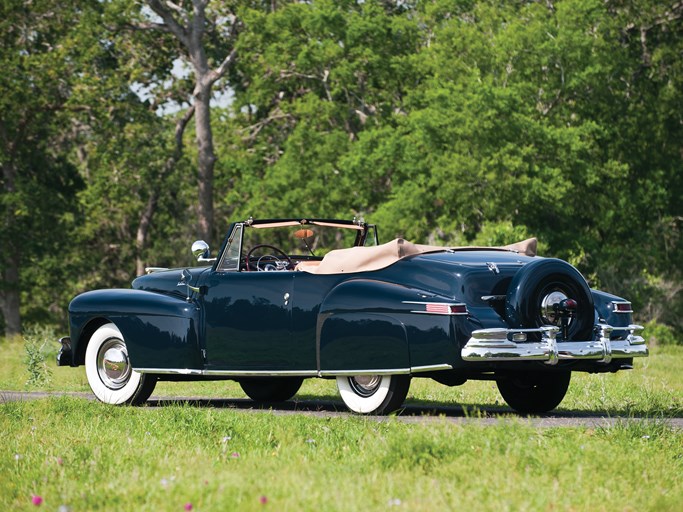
349,375 -> 382,397
540,290 -> 571,325
97,338 -> 131,390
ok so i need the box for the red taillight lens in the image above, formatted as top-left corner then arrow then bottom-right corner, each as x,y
612,301 -> 633,313
449,304 -> 468,315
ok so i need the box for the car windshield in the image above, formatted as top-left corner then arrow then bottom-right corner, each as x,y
216,219 -> 377,272
244,225 -> 362,257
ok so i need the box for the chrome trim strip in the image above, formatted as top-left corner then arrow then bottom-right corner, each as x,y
145,267 -> 169,274
204,369 -> 319,377
462,323 -> 648,364
410,364 -> 453,373
134,368 -> 319,377
481,295 -> 506,302
135,364 -> 454,378
319,368 -> 411,377
136,368 -> 205,376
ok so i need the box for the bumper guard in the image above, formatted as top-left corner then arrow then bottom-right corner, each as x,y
462,324 -> 647,365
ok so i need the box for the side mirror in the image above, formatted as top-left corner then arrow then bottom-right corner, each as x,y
192,240 -> 216,262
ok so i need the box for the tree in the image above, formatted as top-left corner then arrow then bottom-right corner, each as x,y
0,1 -> 93,336
122,0 -> 242,242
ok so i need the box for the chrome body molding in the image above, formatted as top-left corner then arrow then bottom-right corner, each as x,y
462,324 -> 647,366
409,363 -> 453,373
134,364 -> 453,378
145,267 -> 170,274
319,368 -> 411,377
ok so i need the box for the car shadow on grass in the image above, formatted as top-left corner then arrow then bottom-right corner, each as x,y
145,395 -> 682,421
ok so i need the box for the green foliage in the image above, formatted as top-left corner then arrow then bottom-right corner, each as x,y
1,0 -> 681,337
643,320 -> 680,346
22,326 -> 57,388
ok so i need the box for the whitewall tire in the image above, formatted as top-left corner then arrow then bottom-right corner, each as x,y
85,323 -> 156,405
336,374 -> 410,414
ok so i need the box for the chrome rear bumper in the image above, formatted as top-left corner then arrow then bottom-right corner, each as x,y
462,324 -> 647,365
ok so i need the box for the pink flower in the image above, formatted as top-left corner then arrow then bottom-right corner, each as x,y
31,495 -> 43,506
184,503 -> 193,511
230,452 -> 240,459
260,496 -> 268,505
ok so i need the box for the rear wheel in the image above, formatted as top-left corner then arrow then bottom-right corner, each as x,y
496,371 -> 571,414
239,377 -> 303,402
85,323 -> 156,405
336,374 -> 410,414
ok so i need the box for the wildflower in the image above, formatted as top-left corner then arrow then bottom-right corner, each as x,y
305,439 -> 315,444
221,436 -> 232,443
58,506 -> 71,512
161,478 -> 170,488
184,503 -> 193,511
14,454 -> 21,461
31,495 -> 43,506
260,496 -> 268,505
388,498 -> 402,507
56,457 -> 64,466
230,452 -> 240,459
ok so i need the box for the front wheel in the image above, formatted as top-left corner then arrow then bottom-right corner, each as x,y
496,371 -> 571,414
85,323 -> 156,405
239,377 -> 303,402
336,374 -> 410,414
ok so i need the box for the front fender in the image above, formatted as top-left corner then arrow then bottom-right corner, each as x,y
68,289 -> 202,370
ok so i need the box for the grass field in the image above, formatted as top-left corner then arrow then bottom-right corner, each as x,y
1,336 -> 682,511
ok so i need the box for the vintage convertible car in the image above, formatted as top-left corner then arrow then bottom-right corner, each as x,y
57,217 -> 648,414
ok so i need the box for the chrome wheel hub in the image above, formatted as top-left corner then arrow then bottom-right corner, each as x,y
97,338 -> 131,390
349,375 -> 382,397
540,291 -> 572,326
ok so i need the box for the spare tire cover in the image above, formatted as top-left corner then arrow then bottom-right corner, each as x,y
505,258 -> 594,341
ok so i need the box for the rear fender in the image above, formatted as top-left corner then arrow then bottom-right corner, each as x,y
318,279 -> 454,372
68,289 -> 202,370
591,289 -> 634,335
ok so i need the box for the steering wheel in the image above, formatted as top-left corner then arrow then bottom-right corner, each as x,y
245,244 -> 293,271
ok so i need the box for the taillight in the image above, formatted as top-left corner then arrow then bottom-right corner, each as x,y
404,301 -> 469,316
612,301 -> 633,313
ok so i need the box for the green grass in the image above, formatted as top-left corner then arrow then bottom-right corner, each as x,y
1,336 -> 682,511
1,397 -> 682,511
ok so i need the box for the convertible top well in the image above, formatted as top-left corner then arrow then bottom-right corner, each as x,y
297,237 -> 538,274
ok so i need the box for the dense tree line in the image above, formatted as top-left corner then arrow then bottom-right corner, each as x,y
1,0 -> 681,340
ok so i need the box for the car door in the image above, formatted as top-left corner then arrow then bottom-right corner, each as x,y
201,270 -> 316,372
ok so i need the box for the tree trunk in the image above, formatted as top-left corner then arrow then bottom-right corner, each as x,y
194,81 -> 215,242
135,192 -> 158,277
134,106 -> 195,275
1,258 -> 22,338
1,157 -> 22,337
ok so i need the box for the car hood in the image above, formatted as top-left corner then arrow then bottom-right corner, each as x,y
132,267 -> 210,297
